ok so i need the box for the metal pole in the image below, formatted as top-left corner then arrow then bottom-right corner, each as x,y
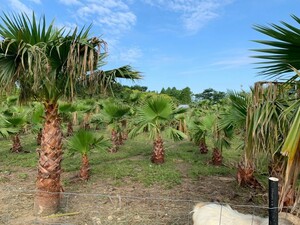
269,177 -> 279,225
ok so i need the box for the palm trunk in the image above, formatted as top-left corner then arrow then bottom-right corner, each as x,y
34,101 -> 63,216
199,137 -> 208,154
211,147 -> 222,165
109,130 -> 118,153
79,153 -> 90,181
279,149 -> 300,210
237,160 -> 262,189
66,121 -> 73,137
10,134 -> 23,153
151,136 -> 164,164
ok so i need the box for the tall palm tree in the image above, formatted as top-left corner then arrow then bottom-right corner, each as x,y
129,96 -> 187,164
67,130 -> 110,180
252,15 -> 300,210
220,91 -> 263,188
0,12 -> 104,215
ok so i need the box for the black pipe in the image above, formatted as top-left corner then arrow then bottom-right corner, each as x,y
269,177 -> 279,225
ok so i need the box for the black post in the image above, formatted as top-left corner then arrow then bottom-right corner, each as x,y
269,177 -> 279,225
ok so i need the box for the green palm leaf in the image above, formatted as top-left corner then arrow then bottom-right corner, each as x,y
67,130 -> 110,155
252,15 -> 300,80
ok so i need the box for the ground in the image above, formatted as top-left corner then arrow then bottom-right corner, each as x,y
0,164 -> 269,225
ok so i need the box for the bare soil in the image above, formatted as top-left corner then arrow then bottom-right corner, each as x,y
0,162 -> 272,225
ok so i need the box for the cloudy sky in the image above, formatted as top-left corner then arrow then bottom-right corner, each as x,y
0,0 -> 299,94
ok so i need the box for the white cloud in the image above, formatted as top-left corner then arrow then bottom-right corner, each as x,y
143,0 -> 234,33
59,0 -> 82,5
211,56 -> 255,69
8,0 -> 33,14
119,47 -> 143,63
72,1 -> 136,35
29,0 -> 41,4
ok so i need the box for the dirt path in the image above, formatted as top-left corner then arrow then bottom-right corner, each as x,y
0,166 -> 270,225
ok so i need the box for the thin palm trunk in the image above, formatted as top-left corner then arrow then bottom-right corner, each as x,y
109,130 -> 118,153
34,101 -> 63,215
10,134 -> 23,153
79,153 -> 90,181
66,121 -> 73,137
211,147 -> 222,165
237,158 -> 262,189
199,137 -> 208,154
151,136 -> 165,164
37,128 -> 42,146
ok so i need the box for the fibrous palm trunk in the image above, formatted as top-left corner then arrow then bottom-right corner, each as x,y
34,101 -> 63,216
199,138 -> 208,154
211,148 -> 222,166
11,134 -> 23,153
66,121 -> 73,137
109,130 -> 118,153
151,136 -> 164,164
79,153 -> 90,181
237,161 -> 262,189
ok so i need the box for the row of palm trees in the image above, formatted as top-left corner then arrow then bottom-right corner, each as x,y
0,11 -> 300,216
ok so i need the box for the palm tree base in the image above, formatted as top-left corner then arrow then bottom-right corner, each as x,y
211,148 -> 222,165
236,161 -> 262,189
151,137 -> 165,164
34,191 -> 60,216
10,135 -> 23,153
79,154 -> 90,181
199,142 -> 208,154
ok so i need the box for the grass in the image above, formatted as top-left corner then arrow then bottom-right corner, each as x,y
0,130 -> 245,188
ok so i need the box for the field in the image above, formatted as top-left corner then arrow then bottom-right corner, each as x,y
0,132 -> 270,224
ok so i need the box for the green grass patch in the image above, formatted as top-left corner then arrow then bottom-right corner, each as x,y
0,130 -> 255,190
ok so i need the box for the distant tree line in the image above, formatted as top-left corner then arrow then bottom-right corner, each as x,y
110,82 -> 226,105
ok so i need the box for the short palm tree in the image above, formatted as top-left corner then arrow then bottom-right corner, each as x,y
0,114 -> 19,138
129,96 -> 187,164
6,114 -> 27,153
188,111 -> 213,154
1,104 -> 29,152
59,102 -> 77,136
102,100 -> 130,153
252,15 -> 300,209
30,102 -> 45,145
67,129 -> 110,180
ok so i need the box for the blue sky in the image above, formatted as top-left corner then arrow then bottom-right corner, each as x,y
0,0 -> 299,94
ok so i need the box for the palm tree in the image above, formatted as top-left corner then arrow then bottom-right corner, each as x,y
0,100 -> 29,152
67,130 -> 110,180
252,15 -> 300,210
30,102 -> 45,145
0,114 -> 19,138
102,100 -> 130,153
0,12 -> 141,215
220,91 -> 263,188
188,111 -> 213,154
0,12 -> 104,215
6,113 -> 28,153
59,102 -> 77,136
129,96 -> 187,164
